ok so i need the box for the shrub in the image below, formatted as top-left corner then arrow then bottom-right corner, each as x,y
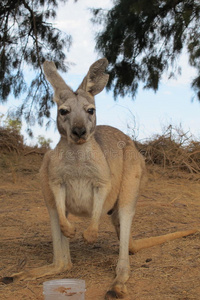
136,125 -> 200,174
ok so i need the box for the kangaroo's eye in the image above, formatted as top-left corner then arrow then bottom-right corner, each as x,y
87,108 -> 95,115
59,109 -> 70,116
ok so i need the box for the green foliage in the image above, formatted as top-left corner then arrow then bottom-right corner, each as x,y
0,113 -> 4,126
37,135 -> 52,148
0,114 -> 24,152
0,113 -> 22,133
0,0 -> 72,129
92,0 -> 200,100
4,117 -> 22,133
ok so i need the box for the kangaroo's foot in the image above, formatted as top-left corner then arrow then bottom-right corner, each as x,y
1,262 -> 72,284
105,283 -> 128,299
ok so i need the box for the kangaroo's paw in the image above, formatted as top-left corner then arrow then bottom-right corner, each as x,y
83,226 -> 98,244
60,222 -> 76,239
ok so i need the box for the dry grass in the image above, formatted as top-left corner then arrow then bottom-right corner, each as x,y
0,127 -> 47,156
0,127 -> 24,154
136,125 -> 200,177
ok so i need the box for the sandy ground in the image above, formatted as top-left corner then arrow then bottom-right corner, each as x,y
0,152 -> 200,299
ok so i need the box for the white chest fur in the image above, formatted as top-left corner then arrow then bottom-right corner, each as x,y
49,142 -> 111,217
65,178 -> 94,216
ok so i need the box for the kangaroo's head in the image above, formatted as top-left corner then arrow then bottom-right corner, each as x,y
43,58 -> 109,144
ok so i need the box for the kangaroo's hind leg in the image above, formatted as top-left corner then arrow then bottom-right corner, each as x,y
1,194 -> 72,283
2,207 -> 72,283
106,160 -> 143,299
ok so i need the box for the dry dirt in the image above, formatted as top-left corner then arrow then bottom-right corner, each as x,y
0,152 -> 200,300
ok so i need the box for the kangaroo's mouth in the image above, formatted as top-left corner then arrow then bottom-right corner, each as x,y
76,138 -> 87,144
70,134 -> 87,145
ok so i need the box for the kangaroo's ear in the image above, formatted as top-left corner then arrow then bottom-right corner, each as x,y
43,61 -> 72,92
77,58 -> 109,96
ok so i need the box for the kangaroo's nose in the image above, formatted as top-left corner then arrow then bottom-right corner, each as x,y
72,126 -> 86,138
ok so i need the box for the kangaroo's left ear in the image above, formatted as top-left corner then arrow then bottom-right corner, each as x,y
76,58 -> 109,96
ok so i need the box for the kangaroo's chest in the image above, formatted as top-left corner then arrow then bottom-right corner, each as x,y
65,178 -> 94,216
49,155 -> 110,217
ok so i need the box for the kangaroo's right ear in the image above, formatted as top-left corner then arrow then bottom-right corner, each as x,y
77,58 -> 109,96
43,61 -> 71,92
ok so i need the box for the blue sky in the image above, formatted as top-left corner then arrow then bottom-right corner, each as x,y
0,0 -> 199,147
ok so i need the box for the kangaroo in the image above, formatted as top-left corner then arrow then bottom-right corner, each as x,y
39,58 -> 146,298
1,59 -> 197,299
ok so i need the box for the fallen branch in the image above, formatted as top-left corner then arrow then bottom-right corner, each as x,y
24,149 -> 45,156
